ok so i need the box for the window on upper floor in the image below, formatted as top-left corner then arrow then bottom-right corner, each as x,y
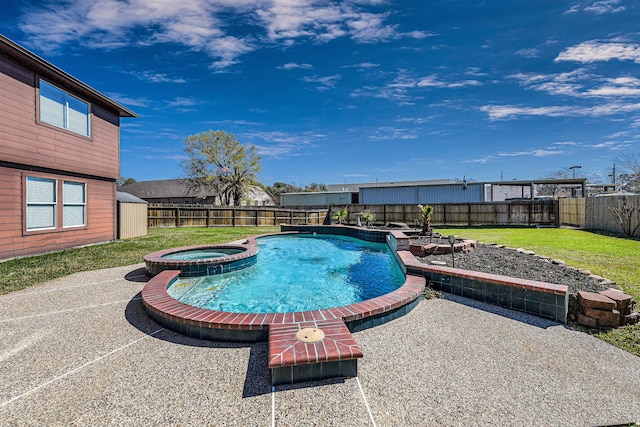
39,79 -> 91,137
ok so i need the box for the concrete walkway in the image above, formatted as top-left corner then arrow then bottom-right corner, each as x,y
1,265 -> 639,426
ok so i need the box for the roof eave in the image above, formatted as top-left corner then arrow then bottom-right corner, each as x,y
0,34 -> 138,118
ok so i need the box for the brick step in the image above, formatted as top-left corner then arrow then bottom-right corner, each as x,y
268,319 -> 363,385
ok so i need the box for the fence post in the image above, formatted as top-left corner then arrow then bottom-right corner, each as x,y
175,207 -> 180,227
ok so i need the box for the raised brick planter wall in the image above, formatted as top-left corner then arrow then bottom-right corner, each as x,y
397,250 -> 569,323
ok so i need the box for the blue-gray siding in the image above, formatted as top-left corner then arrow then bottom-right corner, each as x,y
361,183 -> 485,205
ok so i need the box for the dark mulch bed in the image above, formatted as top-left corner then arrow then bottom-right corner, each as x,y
411,238 -> 611,295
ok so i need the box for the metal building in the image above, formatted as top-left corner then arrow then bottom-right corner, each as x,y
280,191 -> 356,207
360,182 -> 484,204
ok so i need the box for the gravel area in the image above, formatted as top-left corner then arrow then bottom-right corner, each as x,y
412,238 -> 611,295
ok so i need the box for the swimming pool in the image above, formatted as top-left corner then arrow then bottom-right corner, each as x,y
141,226 -> 425,342
167,234 -> 405,313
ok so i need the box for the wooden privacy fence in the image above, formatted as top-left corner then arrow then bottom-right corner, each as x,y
559,195 -> 640,235
332,201 -> 558,226
147,204 -> 328,227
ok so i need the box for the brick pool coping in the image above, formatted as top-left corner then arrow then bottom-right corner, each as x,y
142,270 -> 425,342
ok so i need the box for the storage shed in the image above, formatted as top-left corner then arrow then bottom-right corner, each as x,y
117,192 -> 147,239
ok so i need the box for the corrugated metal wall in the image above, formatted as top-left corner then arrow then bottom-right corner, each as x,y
118,202 -> 148,239
281,192 -> 352,206
361,183 -> 484,204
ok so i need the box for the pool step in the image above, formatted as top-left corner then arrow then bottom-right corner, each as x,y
268,319 -> 363,385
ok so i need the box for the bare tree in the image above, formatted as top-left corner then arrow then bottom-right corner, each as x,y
617,153 -> 640,193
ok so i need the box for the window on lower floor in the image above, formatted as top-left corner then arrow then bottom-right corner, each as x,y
26,177 -> 57,230
25,176 -> 87,231
63,181 -> 86,227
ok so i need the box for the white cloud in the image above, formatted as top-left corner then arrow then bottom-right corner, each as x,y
592,140 -> 632,150
463,148 -> 563,165
553,141 -> 579,146
367,126 -> 419,141
166,97 -> 200,108
105,93 -> 152,108
342,62 -> 380,69
280,62 -> 313,70
515,48 -> 540,58
18,0 -> 425,69
417,75 -> 481,88
481,102 -> 640,120
584,0 -> 626,14
555,41 -> 640,64
352,72 -> 482,103
302,74 -> 341,91
244,130 -> 325,158
126,71 -> 187,83
509,71 -> 640,99
565,0 -> 625,14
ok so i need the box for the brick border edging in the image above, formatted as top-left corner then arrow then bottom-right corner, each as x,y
140,232 -> 426,342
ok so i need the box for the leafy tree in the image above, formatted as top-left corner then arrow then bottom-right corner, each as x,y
417,204 -> 434,235
116,177 -> 136,187
333,206 -> 348,224
265,182 -> 327,203
182,130 -> 261,206
266,182 -> 303,199
304,182 -> 327,192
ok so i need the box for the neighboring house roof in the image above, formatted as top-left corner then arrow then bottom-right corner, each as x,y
116,191 -> 148,204
0,34 -> 138,118
120,179 -> 275,204
120,179 -> 209,199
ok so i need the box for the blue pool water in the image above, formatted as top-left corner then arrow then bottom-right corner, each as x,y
167,234 -> 405,313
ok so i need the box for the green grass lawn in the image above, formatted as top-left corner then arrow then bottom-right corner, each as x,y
0,226 -> 279,295
434,227 -> 640,301
435,226 -> 640,357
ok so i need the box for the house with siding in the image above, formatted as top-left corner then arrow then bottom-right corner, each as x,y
0,35 -> 137,260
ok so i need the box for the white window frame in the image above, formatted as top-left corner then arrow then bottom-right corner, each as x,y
62,181 -> 87,228
26,176 -> 58,231
39,79 -> 91,137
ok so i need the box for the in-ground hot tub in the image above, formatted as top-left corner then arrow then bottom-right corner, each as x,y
144,244 -> 258,277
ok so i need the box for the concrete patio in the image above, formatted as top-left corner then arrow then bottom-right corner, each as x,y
1,264 -> 639,426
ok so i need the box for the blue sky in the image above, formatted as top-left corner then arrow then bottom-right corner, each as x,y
3,0 -> 639,186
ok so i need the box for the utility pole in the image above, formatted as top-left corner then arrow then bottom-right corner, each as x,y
569,165 -> 581,179
609,164 -> 616,184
